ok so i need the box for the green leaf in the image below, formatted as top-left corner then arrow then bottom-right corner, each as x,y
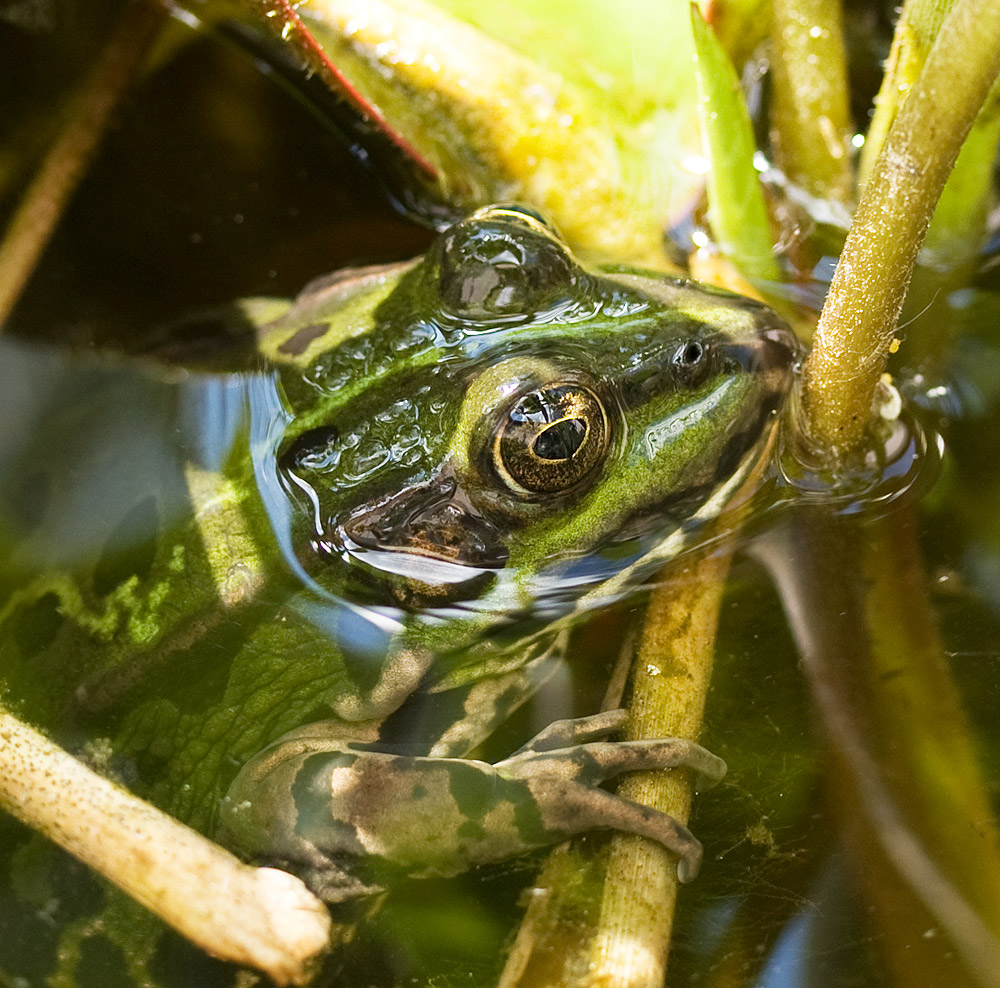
689,2 -> 779,282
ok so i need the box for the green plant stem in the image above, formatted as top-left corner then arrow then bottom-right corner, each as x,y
861,0 -> 1000,302
587,549 -> 730,988
859,0 -> 952,187
769,0 -> 853,203
0,0 -> 168,330
800,0 -> 1000,456
497,550 -> 729,988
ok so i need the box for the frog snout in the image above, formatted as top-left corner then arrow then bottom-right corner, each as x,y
755,318 -> 800,377
717,314 -> 798,390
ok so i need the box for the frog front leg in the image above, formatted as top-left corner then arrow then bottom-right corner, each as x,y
218,711 -> 726,900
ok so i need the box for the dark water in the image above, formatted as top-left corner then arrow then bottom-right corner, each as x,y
2,5 -> 1000,988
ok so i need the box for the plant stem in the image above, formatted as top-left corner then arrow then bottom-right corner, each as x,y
587,549 -> 730,988
0,0 -> 168,329
859,0 -> 952,187
0,706 -> 330,985
769,0 -> 853,203
800,0 -> 1000,456
497,549 -> 730,988
762,504 -> 1000,988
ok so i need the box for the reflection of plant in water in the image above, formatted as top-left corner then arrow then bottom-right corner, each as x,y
1,1 -> 1000,986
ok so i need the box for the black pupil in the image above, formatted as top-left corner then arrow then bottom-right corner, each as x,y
533,419 -> 586,460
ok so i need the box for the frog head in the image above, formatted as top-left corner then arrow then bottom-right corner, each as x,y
259,206 -> 797,614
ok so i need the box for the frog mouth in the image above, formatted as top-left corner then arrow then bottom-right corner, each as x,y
336,471 -> 510,576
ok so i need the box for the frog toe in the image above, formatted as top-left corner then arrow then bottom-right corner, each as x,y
497,736 -> 727,791
536,784 -> 705,882
511,709 -> 628,754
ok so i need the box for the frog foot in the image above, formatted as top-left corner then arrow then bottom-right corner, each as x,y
496,710 -> 727,883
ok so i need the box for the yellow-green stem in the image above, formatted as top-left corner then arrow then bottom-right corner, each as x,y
587,549 -> 730,988
769,0 -> 853,203
800,0 -> 1000,455
767,505 -> 1000,988
497,550 -> 729,988
860,0 -> 952,186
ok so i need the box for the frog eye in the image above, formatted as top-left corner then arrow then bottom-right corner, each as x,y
479,204 -> 555,229
494,384 -> 609,494
438,212 -> 577,323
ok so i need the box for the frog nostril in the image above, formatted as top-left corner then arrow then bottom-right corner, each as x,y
677,342 -> 704,367
672,340 -> 713,387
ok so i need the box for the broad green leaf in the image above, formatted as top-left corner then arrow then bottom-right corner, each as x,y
238,0 -> 717,264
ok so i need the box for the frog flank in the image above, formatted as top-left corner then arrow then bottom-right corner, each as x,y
0,205 -> 796,984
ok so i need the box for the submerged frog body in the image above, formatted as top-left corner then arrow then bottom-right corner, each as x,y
0,206 -> 795,968
215,206 -> 796,899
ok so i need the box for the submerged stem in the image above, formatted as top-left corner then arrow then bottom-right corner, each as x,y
497,549 -> 729,988
588,550 -> 730,987
762,505 -> 1000,988
0,0 -> 168,329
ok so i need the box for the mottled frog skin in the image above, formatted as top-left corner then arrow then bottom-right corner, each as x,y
0,206 -> 795,983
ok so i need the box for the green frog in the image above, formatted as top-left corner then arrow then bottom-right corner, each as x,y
0,205 -> 795,982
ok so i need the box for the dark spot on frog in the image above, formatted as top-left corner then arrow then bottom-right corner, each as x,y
74,933 -> 132,988
72,599 -> 243,728
457,819 -> 487,841
280,424 -> 340,471
291,752 -> 367,857
509,782 -> 547,841
448,762 -> 498,823
150,928 -> 238,988
93,496 -> 159,596
277,321 -> 329,357
486,685 -> 531,732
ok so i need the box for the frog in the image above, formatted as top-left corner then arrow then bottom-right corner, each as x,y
0,204 -> 796,983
